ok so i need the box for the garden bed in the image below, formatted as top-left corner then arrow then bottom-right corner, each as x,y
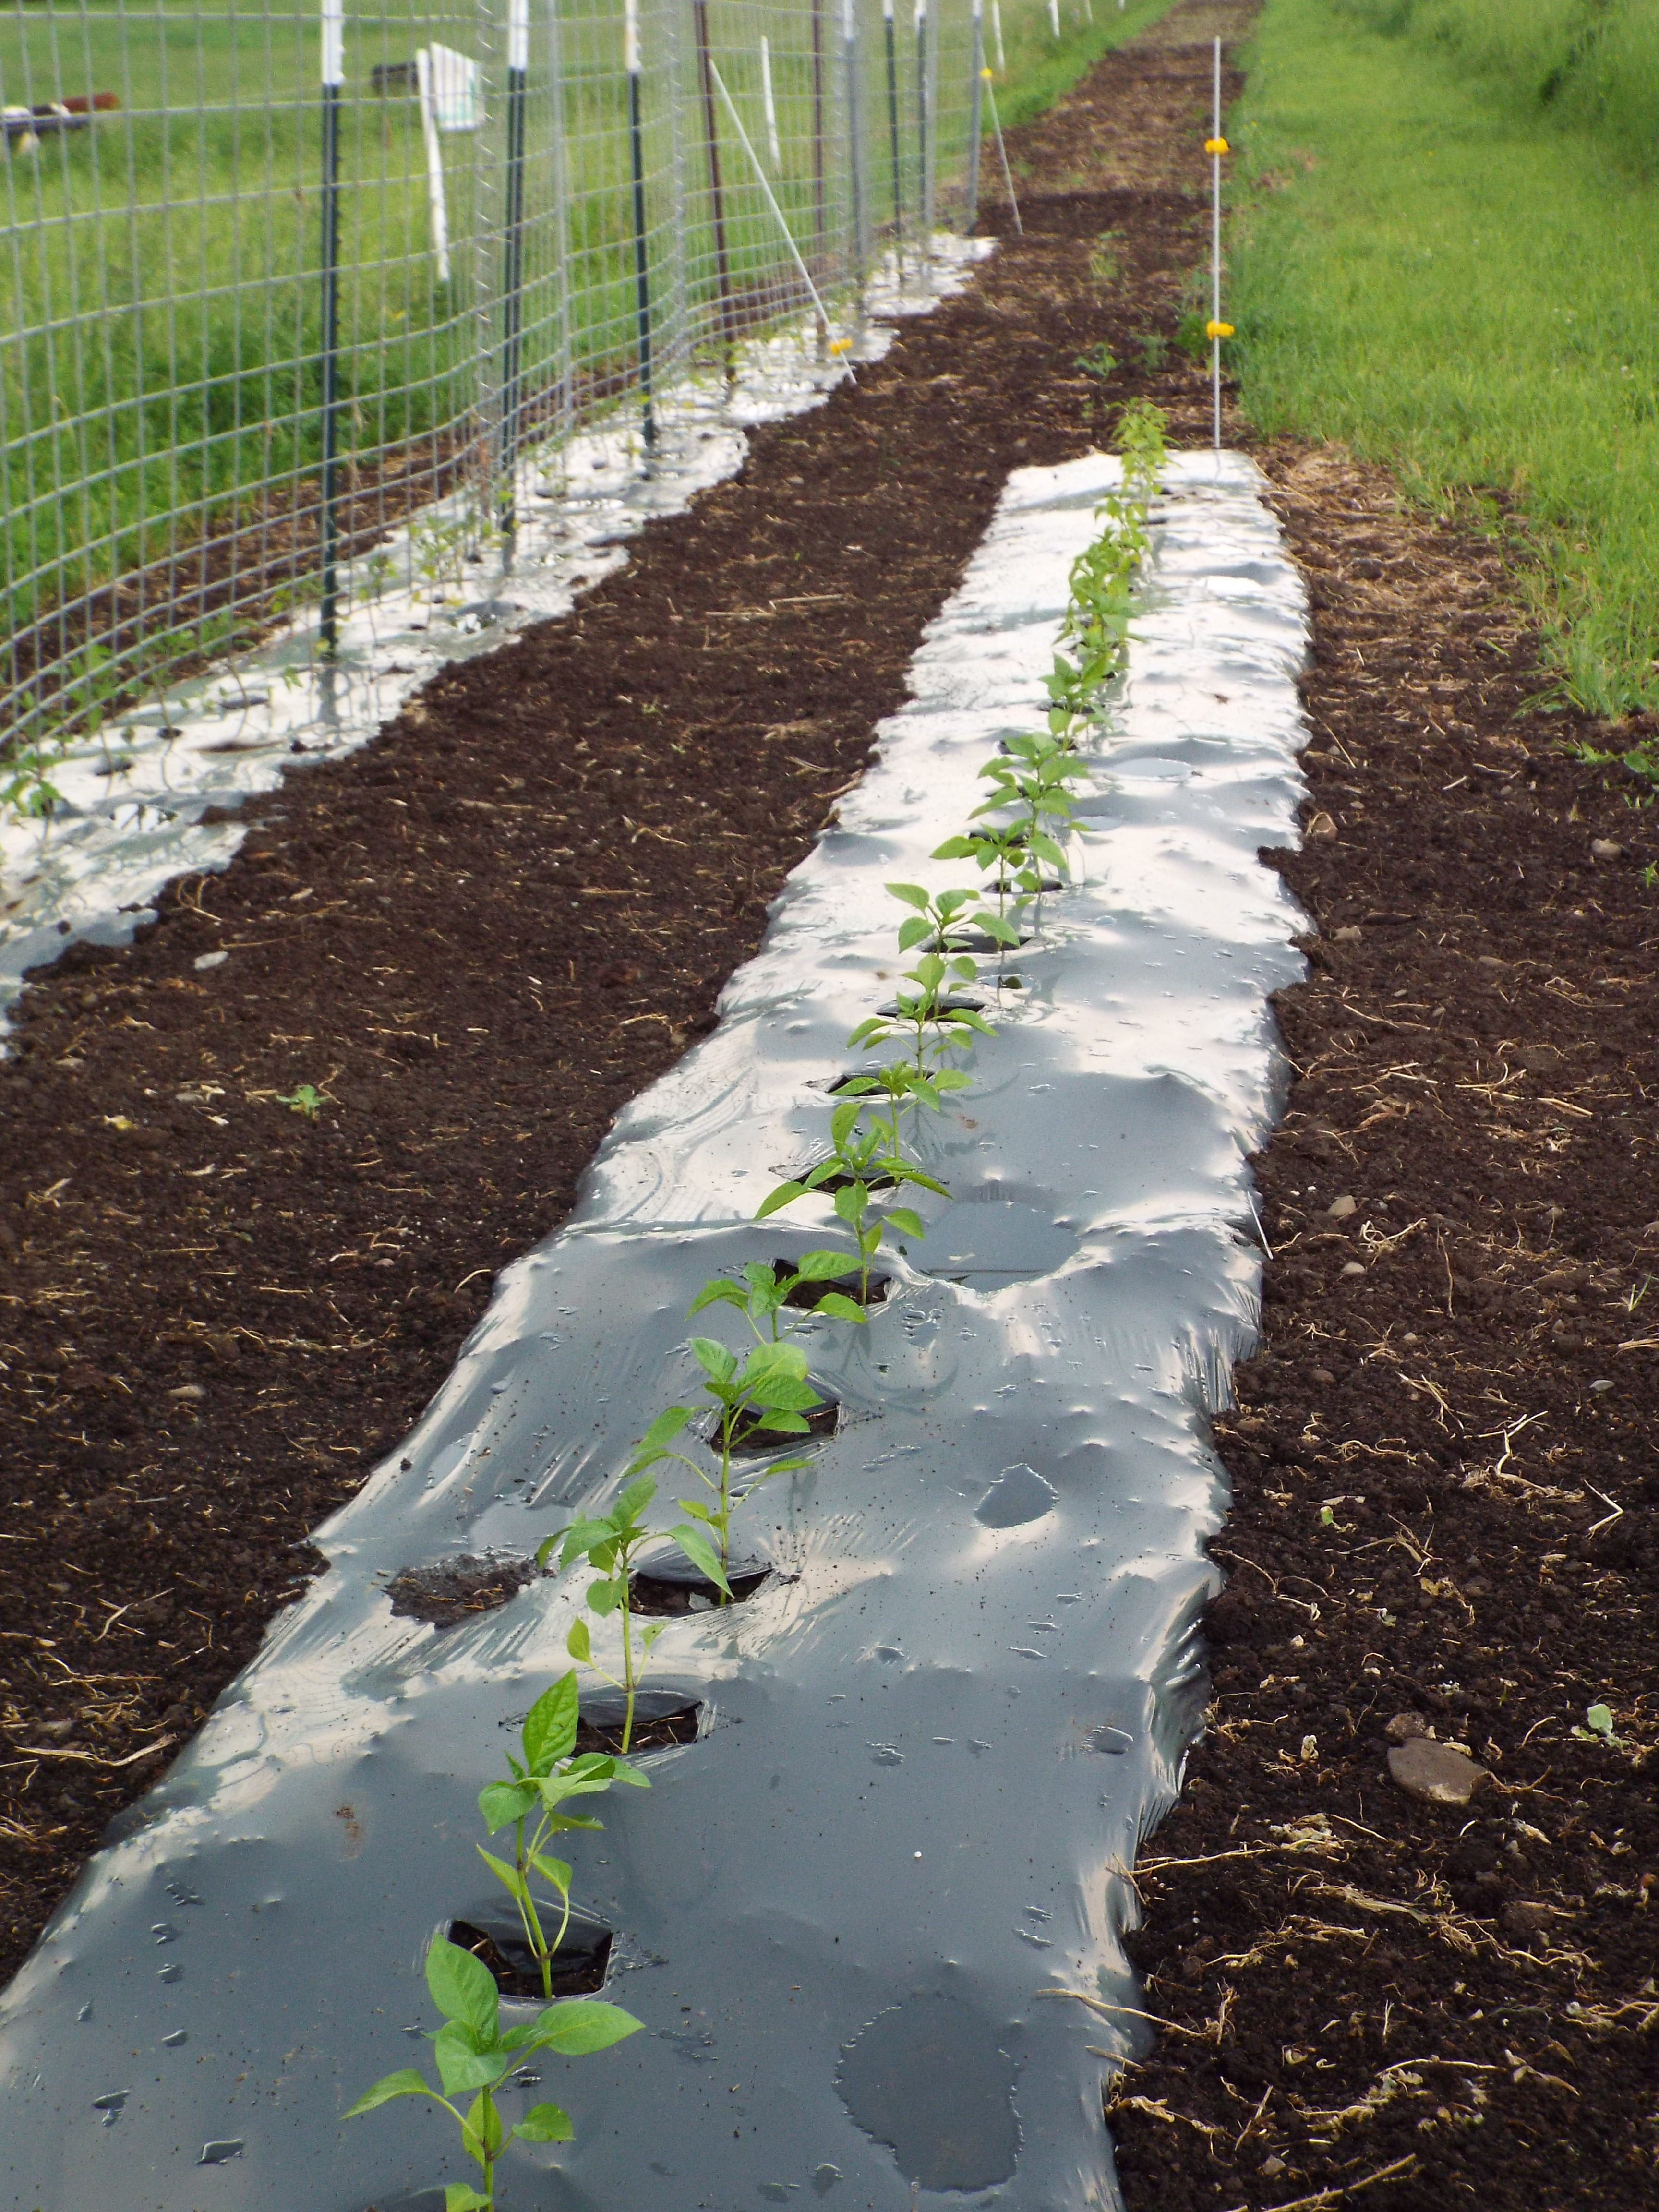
4,2 -> 1654,2207
0,3 -> 1236,1995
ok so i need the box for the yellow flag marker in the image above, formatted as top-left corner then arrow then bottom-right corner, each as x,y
1205,319 -> 1234,340
1204,135 -> 1229,155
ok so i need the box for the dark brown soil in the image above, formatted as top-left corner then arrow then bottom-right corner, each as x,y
0,4 -> 1227,1987
1106,451 -> 1659,2208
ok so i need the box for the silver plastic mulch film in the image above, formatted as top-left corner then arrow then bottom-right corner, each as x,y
0,449 -> 1310,2212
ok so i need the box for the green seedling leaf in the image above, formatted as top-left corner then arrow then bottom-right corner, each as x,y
885,881 -> 932,911
793,1248 -> 857,1282
566,1616 -> 592,1663
478,1779 -> 539,1832
343,2068 -> 432,2119
522,1672 -> 580,1773
932,835 -> 977,859
671,1523 -> 733,1595
465,2087 -> 507,2159
687,1276 -> 748,1316
813,1292 -> 866,1324
529,1999 -> 645,2057
427,1934 -> 500,2037
513,2101 -> 575,2145
528,1851 -> 574,1891
588,1576 -> 621,1616
445,2189 -> 492,2212
1586,1702 -> 1618,1743
689,1335 -> 739,1384
434,2020 -> 509,2098
616,1472 -> 657,1525
896,915 -> 934,951
886,1207 -> 926,1238
757,1179 -> 809,1218
476,1845 -> 530,1904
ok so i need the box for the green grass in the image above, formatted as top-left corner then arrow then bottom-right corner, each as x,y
1226,0 -> 1659,716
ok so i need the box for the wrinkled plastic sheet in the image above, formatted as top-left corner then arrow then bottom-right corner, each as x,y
0,449 -> 1310,2212
0,241 -> 990,1025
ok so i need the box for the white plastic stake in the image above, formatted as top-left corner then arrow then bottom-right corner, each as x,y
991,0 -> 1006,72
624,0 -> 640,78
760,34 -> 782,167
415,47 -> 452,283
320,0 -> 342,86
508,0 -> 528,74
1048,0 -> 1060,39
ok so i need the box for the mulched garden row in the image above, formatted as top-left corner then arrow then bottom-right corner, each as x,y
0,6 -> 1224,1988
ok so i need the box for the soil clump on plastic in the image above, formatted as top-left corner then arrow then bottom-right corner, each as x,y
0,4 -> 1230,1984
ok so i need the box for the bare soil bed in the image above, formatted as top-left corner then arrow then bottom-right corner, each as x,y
3,6 -> 1654,2208
1108,447 -> 1659,2209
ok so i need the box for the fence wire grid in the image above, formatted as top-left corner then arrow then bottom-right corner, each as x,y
0,0 -> 1085,795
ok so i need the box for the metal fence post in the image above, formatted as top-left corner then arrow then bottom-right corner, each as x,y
498,0 -> 529,531
625,0 -> 657,450
318,0 -> 344,654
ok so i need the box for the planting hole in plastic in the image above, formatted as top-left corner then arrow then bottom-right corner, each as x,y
628,1559 -> 774,1615
575,1688 -> 703,1755
772,1256 -> 891,1313
729,1395 -> 839,1455
446,1906 -> 612,1999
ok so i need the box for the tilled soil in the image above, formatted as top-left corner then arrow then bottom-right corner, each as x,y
0,4 -> 1233,1986
5,9 -> 1653,2208
1107,449 -> 1659,2209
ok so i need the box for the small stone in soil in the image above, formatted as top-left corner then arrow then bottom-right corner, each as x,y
1385,1710 -> 1430,1744
1387,1736 -> 1489,1807
1327,1194 -> 1357,1219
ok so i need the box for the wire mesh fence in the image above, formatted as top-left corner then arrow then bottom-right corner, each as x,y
0,0 -> 1078,799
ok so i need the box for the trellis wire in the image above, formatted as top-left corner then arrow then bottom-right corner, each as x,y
0,0 -> 1064,784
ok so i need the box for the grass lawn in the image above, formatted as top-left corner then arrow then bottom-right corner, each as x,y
1227,0 -> 1659,715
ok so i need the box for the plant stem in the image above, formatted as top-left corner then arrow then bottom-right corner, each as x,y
620,1578 -> 638,1753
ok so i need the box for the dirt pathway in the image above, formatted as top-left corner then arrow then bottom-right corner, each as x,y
1108,452 -> 1659,2209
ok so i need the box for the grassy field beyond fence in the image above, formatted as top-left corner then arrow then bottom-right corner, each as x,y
1228,0 -> 1659,718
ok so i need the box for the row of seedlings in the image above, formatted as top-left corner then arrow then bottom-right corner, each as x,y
343,402 -> 1170,2211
